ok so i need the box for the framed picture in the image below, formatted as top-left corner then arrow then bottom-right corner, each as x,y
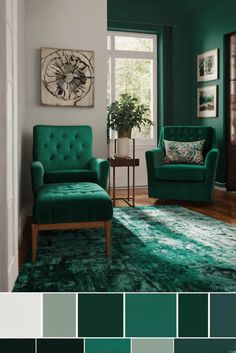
197,49 -> 218,82
41,47 -> 95,107
197,85 -> 217,117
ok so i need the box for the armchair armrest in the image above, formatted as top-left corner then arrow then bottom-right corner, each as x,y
204,148 -> 219,183
145,148 -> 164,197
31,161 -> 44,197
146,148 -> 164,169
90,157 -> 110,190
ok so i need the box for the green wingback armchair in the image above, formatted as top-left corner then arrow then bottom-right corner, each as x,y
146,126 -> 219,202
31,125 -> 110,196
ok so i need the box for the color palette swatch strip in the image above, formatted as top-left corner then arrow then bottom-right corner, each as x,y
0,293 -> 236,352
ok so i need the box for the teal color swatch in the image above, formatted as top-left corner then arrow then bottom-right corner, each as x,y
37,339 -> 83,353
78,294 -> 123,337
211,294 -> 236,337
43,294 -> 76,337
132,339 -> 173,353
0,339 -> 35,353
175,339 -> 236,353
179,294 -> 208,337
126,294 -> 176,337
85,339 -> 130,353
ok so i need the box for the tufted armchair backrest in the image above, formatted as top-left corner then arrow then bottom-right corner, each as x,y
159,126 -> 216,159
33,125 -> 93,172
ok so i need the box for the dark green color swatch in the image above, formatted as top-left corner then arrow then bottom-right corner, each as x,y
37,339 -> 83,353
85,339 -> 130,353
78,294 -> 123,337
175,339 -> 236,353
179,294 -> 208,337
0,339 -> 35,353
43,294 -> 76,337
126,294 -> 176,337
211,294 -> 236,337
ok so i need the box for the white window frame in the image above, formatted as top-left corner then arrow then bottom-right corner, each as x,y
107,31 -> 157,146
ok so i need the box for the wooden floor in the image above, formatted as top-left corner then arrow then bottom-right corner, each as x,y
112,188 -> 236,225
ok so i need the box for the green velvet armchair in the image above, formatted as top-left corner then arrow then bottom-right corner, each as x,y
146,126 -> 219,202
31,125 -> 110,196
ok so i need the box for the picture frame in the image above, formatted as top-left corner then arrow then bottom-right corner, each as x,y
197,85 -> 217,118
41,47 -> 95,107
197,49 -> 218,82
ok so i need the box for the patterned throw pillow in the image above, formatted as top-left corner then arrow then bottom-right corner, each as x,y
164,139 -> 205,164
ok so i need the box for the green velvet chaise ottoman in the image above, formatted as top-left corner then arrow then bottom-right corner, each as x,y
32,182 -> 113,262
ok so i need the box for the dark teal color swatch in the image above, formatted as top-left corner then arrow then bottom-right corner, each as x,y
211,294 -> 236,337
126,294 -> 176,337
179,294 -> 208,337
0,339 -> 35,353
85,339 -> 130,353
78,294 -> 123,337
175,339 -> 236,353
37,339 -> 83,353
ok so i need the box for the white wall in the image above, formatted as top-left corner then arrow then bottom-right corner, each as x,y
18,0 -> 27,241
23,0 -> 107,204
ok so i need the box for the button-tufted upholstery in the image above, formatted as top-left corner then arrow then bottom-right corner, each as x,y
34,182 -> 113,224
32,125 -> 110,194
33,125 -> 93,172
159,126 -> 214,159
146,126 -> 219,202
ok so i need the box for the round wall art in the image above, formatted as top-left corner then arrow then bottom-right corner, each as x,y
41,47 -> 94,106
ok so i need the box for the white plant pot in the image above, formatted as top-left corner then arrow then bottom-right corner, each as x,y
117,137 -> 130,157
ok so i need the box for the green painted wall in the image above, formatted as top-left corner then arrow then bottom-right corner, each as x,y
108,0 -> 236,184
189,0 -> 236,183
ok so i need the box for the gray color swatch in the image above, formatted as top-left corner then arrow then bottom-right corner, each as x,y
132,339 -> 173,353
43,294 -> 76,337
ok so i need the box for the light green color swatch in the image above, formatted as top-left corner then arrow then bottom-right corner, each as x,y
43,294 -> 76,337
132,339 -> 174,353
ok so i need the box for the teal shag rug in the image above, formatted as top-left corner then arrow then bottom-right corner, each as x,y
14,206 -> 236,292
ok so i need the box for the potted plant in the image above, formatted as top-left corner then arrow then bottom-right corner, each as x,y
107,94 -> 153,157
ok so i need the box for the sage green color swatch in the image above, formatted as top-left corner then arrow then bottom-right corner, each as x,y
85,339 -> 130,353
0,339 -> 35,353
126,294 -> 176,337
211,294 -> 236,337
175,339 -> 236,353
132,339 -> 174,353
78,294 -> 123,337
37,339 -> 83,353
43,294 -> 76,337
178,294 -> 208,337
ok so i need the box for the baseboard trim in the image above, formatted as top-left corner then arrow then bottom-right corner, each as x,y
214,181 -> 226,190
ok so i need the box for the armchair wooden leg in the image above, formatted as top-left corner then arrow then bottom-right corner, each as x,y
105,221 -> 111,257
32,223 -> 39,262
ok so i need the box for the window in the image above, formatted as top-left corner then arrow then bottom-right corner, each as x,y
107,31 -> 157,145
